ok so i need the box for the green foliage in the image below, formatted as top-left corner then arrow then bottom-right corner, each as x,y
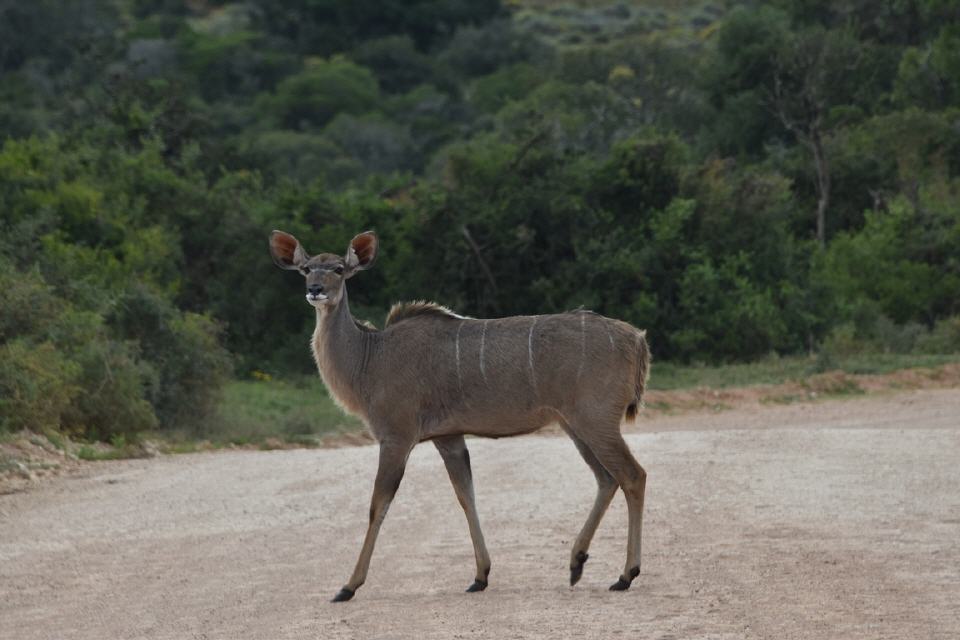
440,18 -> 542,77
108,286 -> 232,432
0,340 -> 79,433
469,63 -> 545,113
893,21 -> 960,107
701,5 -> 789,155
257,57 -> 381,130
3,0 -> 960,443
0,260 -> 158,440
52,308 -> 158,440
177,26 -> 297,101
818,200 -> 960,325
254,0 -> 502,55
351,35 -> 437,94
0,134 -> 232,439
917,316 -> 960,354
674,254 -> 788,360
324,114 -> 417,178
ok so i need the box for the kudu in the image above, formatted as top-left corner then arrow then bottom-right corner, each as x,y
270,230 -> 651,602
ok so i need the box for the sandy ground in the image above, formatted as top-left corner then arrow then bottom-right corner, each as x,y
1,388 -> 959,640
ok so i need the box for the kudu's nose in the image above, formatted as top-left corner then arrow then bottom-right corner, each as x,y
308,284 -> 324,296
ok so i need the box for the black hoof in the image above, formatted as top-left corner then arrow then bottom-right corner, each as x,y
570,551 -> 589,586
609,578 -> 631,591
331,587 -> 355,602
609,566 -> 640,591
466,579 -> 487,592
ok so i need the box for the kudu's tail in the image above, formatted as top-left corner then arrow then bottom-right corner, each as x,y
624,330 -> 651,422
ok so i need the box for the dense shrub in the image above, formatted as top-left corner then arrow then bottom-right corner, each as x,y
818,201 -> 960,325
0,260 -> 157,438
0,340 -> 79,433
917,316 -> 960,354
351,35 -> 436,94
257,58 -> 380,130
0,135 -> 234,439
109,286 -> 232,432
54,309 -> 158,440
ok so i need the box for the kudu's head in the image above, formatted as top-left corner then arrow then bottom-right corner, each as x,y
269,230 -> 378,308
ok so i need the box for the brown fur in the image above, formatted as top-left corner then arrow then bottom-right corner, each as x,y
385,300 -> 465,327
270,230 -> 652,601
626,330 -> 651,422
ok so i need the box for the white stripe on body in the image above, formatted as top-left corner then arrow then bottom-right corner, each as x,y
576,312 -> 586,384
478,319 -> 488,384
528,316 -> 539,395
455,321 -> 464,395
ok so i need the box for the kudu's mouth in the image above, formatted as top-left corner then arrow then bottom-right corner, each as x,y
306,293 -> 329,306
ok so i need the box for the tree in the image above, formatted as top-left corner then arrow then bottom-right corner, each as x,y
769,28 -> 864,247
257,57 -> 380,130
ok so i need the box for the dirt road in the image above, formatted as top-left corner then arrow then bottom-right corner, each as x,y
2,389 -> 959,639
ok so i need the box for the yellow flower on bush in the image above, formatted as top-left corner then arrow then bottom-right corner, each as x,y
608,64 -> 635,83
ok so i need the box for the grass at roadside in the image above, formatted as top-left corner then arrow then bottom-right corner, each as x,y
200,376 -> 362,447
649,352 -> 960,391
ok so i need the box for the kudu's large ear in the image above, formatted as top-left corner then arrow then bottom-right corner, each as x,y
270,230 -> 309,270
344,231 -> 378,276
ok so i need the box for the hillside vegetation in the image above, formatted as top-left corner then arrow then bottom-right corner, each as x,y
1,0 -> 959,442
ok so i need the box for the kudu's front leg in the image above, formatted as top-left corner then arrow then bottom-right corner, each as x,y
434,435 -> 491,592
332,440 -> 412,602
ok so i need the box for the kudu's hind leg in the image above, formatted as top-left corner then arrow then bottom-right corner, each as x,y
332,440 -> 413,602
570,420 -> 647,592
563,428 -> 618,586
434,435 -> 492,592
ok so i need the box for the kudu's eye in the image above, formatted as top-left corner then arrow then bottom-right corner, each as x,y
334,265 -> 344,275
300,266 -> 310,275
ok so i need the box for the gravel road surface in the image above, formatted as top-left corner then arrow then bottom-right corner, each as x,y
2,389 -> 959,639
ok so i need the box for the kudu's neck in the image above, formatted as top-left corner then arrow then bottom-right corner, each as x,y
317,287 -> 358,335
313,288 -> 377,411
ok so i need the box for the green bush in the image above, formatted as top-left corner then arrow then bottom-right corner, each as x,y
257,57 -> 380,130
0,340 -> 79,433
0,133 -> 235,441
916,316 -> 960,354
242,130 -> 342,183
820,323 -> 865,359
0,263 -> 231,439
323,113 -> 417,178
0,263 -> 59,341
178,27 -> 296,100
673,254 -> 788,361
108,285 -> 232,432
818,201 -> 960,326
870,316 -> 927,354
440,19 -> 542,78
469,63 -> 544,113
67,338 -> 158,440
50,309 -> 158,440
351,35 -> 436,94
0,258 -> 157,438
